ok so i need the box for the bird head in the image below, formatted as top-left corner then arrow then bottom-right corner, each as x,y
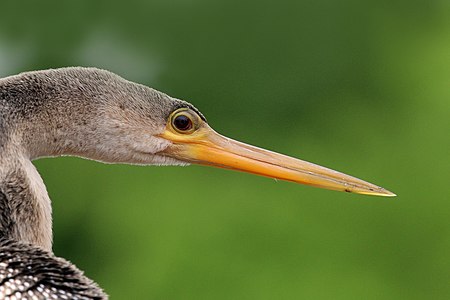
16,67 -> 393,197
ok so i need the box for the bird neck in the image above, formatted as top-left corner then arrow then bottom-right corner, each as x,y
0,151 -> 53,251
0,68 -> 123,252
0,67 -> 179,251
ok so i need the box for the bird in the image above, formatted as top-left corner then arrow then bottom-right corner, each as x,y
0,67 -> 395,299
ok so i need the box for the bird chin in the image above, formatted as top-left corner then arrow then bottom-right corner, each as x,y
128,151 -> 190,166
151,154 -> 190,167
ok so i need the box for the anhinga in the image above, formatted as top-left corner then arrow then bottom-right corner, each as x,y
0,67 -> 394,299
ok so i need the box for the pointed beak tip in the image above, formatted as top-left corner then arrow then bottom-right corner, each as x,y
385,191 -> 397,197
370,189 -> 396,197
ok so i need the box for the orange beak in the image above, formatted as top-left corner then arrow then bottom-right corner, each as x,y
158,123 -> 395,197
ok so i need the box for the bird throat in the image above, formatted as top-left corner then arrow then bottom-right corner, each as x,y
0,153 -> 53,251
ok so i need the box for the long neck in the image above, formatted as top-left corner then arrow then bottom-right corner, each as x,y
0,152 -> 52,250
0,69 -> 98,251
0,68 -> 107,251
0,67 -> 177,251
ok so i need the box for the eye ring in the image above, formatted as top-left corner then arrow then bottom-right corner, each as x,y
170,108 -> 199,134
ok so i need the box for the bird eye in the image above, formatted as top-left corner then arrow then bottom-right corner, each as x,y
170,109 -> 199,134
173,115 -> 192,131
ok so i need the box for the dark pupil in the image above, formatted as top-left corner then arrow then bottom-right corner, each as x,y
174,115 -> 192,131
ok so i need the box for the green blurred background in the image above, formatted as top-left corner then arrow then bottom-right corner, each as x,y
1,0 -> 449,299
